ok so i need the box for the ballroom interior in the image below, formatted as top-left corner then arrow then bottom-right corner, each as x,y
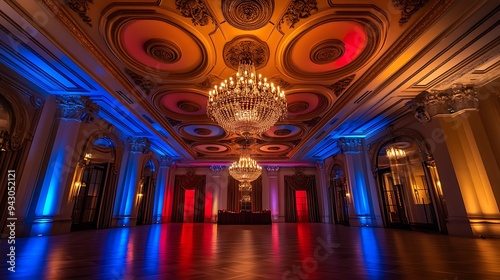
0,0 -> 500,278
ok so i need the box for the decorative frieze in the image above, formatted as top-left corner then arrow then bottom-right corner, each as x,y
127,137 -> 150,154
405,84 -> 479,123
279,0 -> 318,30
392,0 -> 429,26
337,137 -> 363,154
56,96 -> 99,123
327,74 -> 355,97
175,0 -> 214,26
64,0 -> 94,26
125,68 -> 156,95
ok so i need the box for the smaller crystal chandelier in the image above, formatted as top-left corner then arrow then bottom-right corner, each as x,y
228,148 -> 262,191
206,60 -> 287,137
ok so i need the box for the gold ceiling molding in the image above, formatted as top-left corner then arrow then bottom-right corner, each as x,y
144,39 -> 182,64
327,74 -> 356,97
175,0 -> 214,26
125,68 -> 156,95
280,6 -> 388,81
221,0 -> 274,30
101,11 -> 210,80
64,0 -> 94,26
392,0 -> 430,26
223,36 -> 270,70
330,0 -> 455,119
278,0 -> 319,31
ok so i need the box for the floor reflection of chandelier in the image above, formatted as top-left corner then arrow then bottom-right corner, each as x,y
228,149 -> 262,191
206,60 -> 287,137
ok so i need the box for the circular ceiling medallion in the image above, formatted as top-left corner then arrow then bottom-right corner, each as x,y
287,101 -> 309,113
224,36 -> 269,70
194,128 -> 212,135
144,39 -> 181,64
194,144 -> 229,153
158,92 -> 207,116
310,39 -> 345,64
264,125 -> 302,138
285,92 -> 329,118
177,101 -> 200,113
259,144 -> 291,153
180,125 -> 226,138
274,129 -> 292,136
222,0 -> 273,30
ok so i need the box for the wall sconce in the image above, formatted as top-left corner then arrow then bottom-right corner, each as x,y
72,182 -> 85,201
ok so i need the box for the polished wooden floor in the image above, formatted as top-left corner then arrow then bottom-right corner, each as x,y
2,223 -> 500,279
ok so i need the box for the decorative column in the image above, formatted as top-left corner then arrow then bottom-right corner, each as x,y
31,96 -> 99,236
112,137 -> 150,227
267,166 -> 280,222
407,84 -> 500,237
316,160 -> 330,223
153,156 -> 173,223
337,137 -> 376,226
210,165 -> 224,222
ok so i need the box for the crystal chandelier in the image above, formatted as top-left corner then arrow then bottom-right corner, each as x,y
206,60 -> 287,137
228,148 -> 262,191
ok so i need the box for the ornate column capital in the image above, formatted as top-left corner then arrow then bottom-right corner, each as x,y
337,137 -> 363,154
56,96 -> 99,123
210,165 -> 224,173
405,84 -> 479,123
266,166 -> 280,176
316,160 -> 325,170
159,155 -> 174,168
127,137 -> 150,154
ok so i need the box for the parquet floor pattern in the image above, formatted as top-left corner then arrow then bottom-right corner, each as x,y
1,223 -> 499,279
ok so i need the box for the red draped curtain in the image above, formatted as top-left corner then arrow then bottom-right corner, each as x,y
284,173 -> 320,222
227,176 -> 262,212
171,170 -> 206,222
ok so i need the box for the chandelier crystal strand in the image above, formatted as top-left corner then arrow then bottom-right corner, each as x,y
207,61 -> 287,137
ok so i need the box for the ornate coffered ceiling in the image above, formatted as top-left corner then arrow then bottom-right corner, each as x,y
1,0 -> 499,165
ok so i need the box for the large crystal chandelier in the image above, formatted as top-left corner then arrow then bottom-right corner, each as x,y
206,60 -> 287,137
228,148 -> 262,191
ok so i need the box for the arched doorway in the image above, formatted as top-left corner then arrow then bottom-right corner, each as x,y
329,164 -> 349,225
71,137 -> 116,231
137,160 -> 156,225
373,133 -> 446,232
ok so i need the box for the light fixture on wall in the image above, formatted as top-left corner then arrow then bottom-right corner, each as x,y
386,146 -> 407,186
206,60 -> 287,137
228,148 -> 262,191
